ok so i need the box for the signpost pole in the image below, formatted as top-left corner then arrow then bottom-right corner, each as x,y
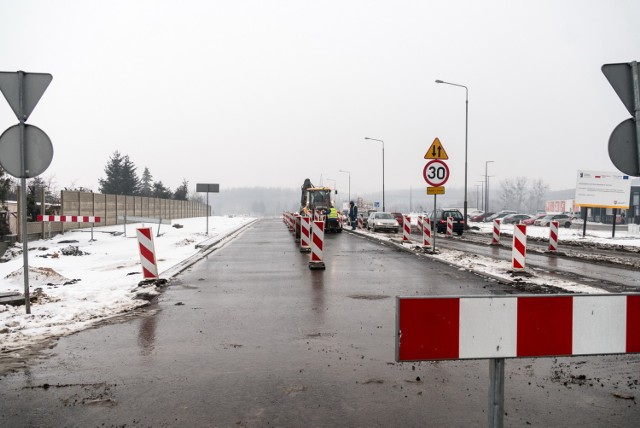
632,61 -> 640,176
432,194 -> 437,252
488,358 -> 505,428
582,207 -> 587,238
18,71 -> 31,314
612,208 -> 617,238
206,192 -> 209,235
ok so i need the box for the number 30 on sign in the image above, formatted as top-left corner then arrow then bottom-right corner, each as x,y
423,159 -> 450,187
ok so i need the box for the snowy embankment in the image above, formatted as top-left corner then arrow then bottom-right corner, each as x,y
0,216 -> 256,354
359,215 -> 640,295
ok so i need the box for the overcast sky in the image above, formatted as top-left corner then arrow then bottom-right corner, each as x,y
1,0 -> 638,198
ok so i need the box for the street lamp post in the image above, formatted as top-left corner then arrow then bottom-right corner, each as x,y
364,137 -> 385,211
436,79 -> 469,225
339,169 -> 351,202
477,180 -> 485,211
485,160 -> 494,213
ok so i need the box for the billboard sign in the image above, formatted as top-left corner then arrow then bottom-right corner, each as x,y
575,170 -> 631,209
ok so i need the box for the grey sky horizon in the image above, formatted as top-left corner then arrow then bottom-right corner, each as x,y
1,1 -> 638,198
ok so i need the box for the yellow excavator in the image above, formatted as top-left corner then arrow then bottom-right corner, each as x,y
300,178 -> 342,232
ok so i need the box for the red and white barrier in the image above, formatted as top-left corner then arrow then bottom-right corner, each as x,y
396,294 -> 640,361
300,216 -> 311,253
422,217 -> 432,249
402,215 -> 411,242
446,216 -> 453,237
136,227 -> 159,279
549,221 -> 559,253
512,224 -> 527,270
357,214 -> 364,229
491,219 -> 501,245
37,215 -> 101,223
309,220 -> 325,269
417,216 -> 423,236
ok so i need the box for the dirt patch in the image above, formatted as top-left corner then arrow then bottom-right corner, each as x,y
348,294 -> 391,300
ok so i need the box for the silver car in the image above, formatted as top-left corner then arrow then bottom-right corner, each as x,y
366,212 -> 400,233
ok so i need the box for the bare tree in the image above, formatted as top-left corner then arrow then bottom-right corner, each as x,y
527,179 -> 549,213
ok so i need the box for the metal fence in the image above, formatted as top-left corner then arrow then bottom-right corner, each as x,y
21,191 -> 210,241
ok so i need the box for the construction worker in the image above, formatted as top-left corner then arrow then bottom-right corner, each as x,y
326,203 -> 339,232
349,201 -> 358,230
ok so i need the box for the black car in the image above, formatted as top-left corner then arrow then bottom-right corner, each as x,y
430,209 -> 464,236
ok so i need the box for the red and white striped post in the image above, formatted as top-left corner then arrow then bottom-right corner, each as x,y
402,215 -> 411,242
309,220 -> 325,270
512,224 -> 527,270
491,219 -> 501,245
37,215 -> 102,240
446,216 -> 453,237
136,227 -> 159,280
417,215 -> 423,236
300,215 -> 311,253
548,221 -> 559,253
357,214 -> 364,229
422,217 -> 432,249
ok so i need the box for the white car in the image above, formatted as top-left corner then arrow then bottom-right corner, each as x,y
366,212 -> 400,233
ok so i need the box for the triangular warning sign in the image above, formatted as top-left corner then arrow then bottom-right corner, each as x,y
424,137 -> 449,160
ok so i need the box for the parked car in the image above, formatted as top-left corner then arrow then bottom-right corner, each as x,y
470,212 -> 494,222
483,210 -> 517,222
362,210 -> 377,227
366,212 -> 400,233
429,208 -> 464,236
521,213 -> 547,226
534,214 -> 572,228
501,214 -> 533,225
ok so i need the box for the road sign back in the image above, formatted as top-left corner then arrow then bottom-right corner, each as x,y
424,137 -> 449,160
602,62 -> 637,116
0,71 -> 53,121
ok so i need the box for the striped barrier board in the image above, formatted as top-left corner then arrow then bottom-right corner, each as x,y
136,227 -> 159,279
396,294 -> 640,361
549,221 -> 559,253
512,224 -> 527,270
491,219 -> 501,245
422,217 -> 432,249
300,215 -> 311,253
446,216 -> 453,237
309,220 -> 325,270
37,215 -> 101,223
402,215 -> 411,242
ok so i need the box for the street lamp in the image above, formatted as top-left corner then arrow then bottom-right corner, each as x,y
477,180 -> 485,211
364,137 -> 385,211
485,160 -> 494,213
339,169 -> 351,202
436,79 -> 469,225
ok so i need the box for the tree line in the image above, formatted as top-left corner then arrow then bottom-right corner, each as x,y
98,151 -> 189,200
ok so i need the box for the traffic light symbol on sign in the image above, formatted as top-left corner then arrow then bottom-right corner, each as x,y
424,137 -> 449,160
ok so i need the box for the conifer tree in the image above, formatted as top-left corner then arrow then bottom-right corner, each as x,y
173,179 -> 189,201
98,151 -> 140,195
140,167 -> 153,197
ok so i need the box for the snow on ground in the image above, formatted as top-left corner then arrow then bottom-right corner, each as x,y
0,216 -> 256,354
466,219 -> 640,248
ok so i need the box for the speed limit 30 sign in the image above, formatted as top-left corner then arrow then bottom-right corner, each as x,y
423,159 -> 450,187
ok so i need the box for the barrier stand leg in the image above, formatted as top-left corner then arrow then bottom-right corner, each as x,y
488,358 -> 505,428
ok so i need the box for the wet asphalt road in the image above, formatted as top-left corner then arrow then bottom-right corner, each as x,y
1,218 -> 639,427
